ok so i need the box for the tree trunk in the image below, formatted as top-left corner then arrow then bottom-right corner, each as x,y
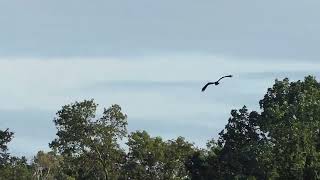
104,168 -> 109,180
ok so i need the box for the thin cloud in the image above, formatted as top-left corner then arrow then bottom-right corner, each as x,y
0,55 -> 319,156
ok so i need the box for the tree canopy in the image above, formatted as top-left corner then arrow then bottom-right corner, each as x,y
1,75 -> 320,179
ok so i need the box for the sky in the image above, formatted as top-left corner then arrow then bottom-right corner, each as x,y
1,0 -> 320,158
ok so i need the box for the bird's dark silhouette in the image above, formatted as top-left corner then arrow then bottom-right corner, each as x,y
201,75 -> 233,92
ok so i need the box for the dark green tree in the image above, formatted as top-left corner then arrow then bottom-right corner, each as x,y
185,140 -> 223,180
186,107 -> 269,180
217,106 -> 270,179
186,76 -> 320,180
0,129 -> 13,165
258,76 -> 320,179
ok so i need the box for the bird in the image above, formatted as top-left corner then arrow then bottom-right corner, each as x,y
201,75 -> 233,92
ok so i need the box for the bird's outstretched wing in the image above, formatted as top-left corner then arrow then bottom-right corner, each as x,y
217,75 -> 233,82
201,82 -> 214,92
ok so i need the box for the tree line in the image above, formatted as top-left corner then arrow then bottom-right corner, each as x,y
1,75 -> 320,179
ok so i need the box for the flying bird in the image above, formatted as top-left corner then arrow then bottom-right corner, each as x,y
201,75 -> 233,92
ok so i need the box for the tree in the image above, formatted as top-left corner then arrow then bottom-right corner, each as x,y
185,140 -> 223,180
0,129 -> 33,179
163,136 -> 196,179
0,129 -> 13,165
49,99 -> 127,180
258,76 -> 320,179
186,76 -> 320,180
124,130 -> 166,179
186,107 -> 270,180
124,131 -> 195,180
217,106 -> 270,179
0,156 -> 33,180
32,151 -> 67,180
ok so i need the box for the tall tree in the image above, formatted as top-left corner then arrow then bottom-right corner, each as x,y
186,107 -> 270,180
258,76 -> 320,179
218,106 -> 270,179
50,99 -> 127,180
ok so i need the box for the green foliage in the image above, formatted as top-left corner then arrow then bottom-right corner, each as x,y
32,151 -> 70,180
0,129 -> 33,179
185,148 -> 222,180
124,130 -> 165,179
258,76 -> 320,179
3,75 -> 320,180
217,106 -> 269,179
163,136 -> 196,179
0,129 -> 14,165
0,156 -> 33,180
185,76 -> 320,179
49,99 -> 127,180
124,131 -> 195,179
185,107 -> 268,180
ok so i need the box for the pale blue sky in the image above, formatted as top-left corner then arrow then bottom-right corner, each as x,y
1,0 -> 320,157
